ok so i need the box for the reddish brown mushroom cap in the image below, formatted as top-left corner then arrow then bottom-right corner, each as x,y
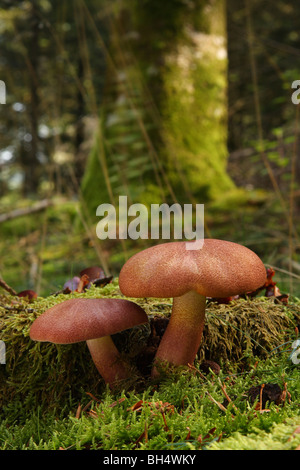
17,290 -> 38,301
119,239 -> 266,299
30,298 -> 148,344
79,266 -> 105,282
30,298 -> 148,387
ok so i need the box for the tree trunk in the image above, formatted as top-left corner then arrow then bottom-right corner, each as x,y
81,0 -> 234,216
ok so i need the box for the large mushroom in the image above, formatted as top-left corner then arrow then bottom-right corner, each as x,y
30,298 -> 148,387
118,239 -> 267,377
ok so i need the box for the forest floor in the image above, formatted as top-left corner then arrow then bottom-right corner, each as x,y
0,276 -> 299,451
0,183 -> 299,451
0,184 -> 299,298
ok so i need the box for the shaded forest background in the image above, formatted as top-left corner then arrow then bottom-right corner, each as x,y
0,0 -> 299,296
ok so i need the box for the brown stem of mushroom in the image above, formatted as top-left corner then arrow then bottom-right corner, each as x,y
151,290 -> 206,377
86,336 -> 130,387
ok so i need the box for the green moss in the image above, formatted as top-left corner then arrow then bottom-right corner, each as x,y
1,281 -> 299,420
208,417 -> 300,450
0,281 -> 121,414
0,357 -> 299,449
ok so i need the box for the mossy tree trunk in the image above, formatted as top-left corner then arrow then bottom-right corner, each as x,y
158,0 -> 234,201
81,0 -> 234,217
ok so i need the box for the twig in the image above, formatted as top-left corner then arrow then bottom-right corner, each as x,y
218,378 -> 239,413
206,391 -> 233,416
0,199 -> 52,224
0,302 -> 35,313
0,279 -> 17,296
75,404 -> 82,419
259,383 -> 265,411
187,363 -> 206,380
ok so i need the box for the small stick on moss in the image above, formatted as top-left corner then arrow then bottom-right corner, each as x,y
75,404 -> 82,419
218,378 -> 239,413
0,279 -> 17,296
281,382 -> 291,405
161,409 -> 169,431
187,363 -> 206,380
259,383 -> 265,411
1,304 -> 35,313
206,391 -> 234,418
86,392 -> 101,402
134,425 -> 148,447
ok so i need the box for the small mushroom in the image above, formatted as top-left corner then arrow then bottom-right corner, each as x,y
79,266 -> 113,289
119,239 -> 266,377
29,298 -> 148,387
79,266 -> 105,283
17,290 -> 38,301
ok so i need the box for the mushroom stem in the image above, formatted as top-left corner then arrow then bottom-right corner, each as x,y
151,290 -> 206,377
86,336 -> 130,387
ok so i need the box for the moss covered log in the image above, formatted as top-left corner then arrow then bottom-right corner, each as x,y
0,279 -> 299,416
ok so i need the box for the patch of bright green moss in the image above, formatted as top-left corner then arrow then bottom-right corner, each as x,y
0,281 -> 299,419
208,417 -> 300,450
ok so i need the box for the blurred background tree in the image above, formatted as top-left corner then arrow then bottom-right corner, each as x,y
81,0 -> 234,215
0,0 -> 108,197
0,0 -> 299,295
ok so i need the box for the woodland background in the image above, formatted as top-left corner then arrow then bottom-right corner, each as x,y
0,0 -> 299,297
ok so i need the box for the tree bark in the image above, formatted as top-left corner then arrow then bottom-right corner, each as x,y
81,0 -> 234,215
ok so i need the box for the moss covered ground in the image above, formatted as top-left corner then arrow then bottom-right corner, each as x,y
0,278 -> 299,450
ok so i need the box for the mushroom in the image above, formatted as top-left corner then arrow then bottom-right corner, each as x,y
118,239 -> 267,377
79,266 -> 105,283
17,289 -> 38,301
29,298 -> 148,387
